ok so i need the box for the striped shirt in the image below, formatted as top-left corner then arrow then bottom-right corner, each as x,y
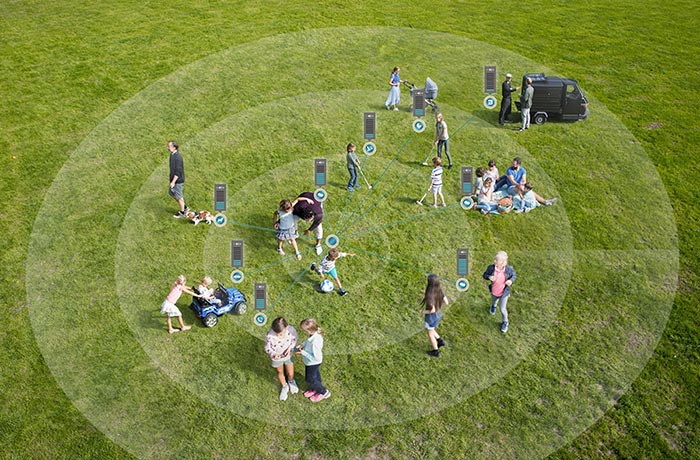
319,252 -> 347,273
431,166 -> 443,186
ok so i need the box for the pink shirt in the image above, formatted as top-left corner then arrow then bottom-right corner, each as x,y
491,265 -> 507,297
165,283 -> 184,304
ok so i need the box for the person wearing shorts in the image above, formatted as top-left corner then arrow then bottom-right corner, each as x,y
292,192 -> 324,255
160,275 -> 200,334
419,274 -> 448,358
168,140 -> 190,218
310,248 -> 355,296
264,317 -> 299,401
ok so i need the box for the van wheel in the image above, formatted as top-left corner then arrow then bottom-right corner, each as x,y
533,113 -> 547,125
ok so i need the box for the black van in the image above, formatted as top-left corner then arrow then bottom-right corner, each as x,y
515,73 -> 589,124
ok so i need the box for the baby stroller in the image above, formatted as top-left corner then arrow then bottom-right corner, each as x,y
403,77 -> 439,113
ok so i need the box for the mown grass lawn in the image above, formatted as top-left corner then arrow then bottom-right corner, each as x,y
1,2 -> 698,459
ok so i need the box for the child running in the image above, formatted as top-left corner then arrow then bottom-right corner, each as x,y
160,275 -> 201,334
417,156 -> 446,208
295,318 -> 330,402
418,274 -> 448,358
264,317 -> 300,401
310,248 -> 356,296
273,199 -> 302,260
346,142 -> 361,192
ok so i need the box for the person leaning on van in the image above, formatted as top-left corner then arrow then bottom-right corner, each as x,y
519,78 -> 534,132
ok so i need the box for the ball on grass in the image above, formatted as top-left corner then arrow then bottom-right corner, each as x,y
320,279 -> 334,293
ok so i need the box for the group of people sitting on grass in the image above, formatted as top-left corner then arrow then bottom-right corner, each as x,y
473,156 -> 557,214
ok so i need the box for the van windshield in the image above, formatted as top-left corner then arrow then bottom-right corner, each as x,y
566,85 -> 582,100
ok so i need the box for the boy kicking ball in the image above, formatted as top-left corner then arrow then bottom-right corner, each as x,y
310,248 -> 355,296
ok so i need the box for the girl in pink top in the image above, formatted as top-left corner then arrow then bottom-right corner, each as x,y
160,275 -> 201,334
482,251 -> 517,333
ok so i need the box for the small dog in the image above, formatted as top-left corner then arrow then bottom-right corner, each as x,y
185,210 -> 214,226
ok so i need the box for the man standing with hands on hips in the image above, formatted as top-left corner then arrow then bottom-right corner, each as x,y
499,73 -> 519,125
168,140 -> 189,218
519,77 -> 534,132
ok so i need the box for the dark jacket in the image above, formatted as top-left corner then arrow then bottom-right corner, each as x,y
502,80 -> 517,99
293,191 -> 323,232
169,151 -> 185,184
482,264 -> 516,297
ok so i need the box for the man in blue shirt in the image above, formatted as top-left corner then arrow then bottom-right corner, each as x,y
495,157 -> 527,195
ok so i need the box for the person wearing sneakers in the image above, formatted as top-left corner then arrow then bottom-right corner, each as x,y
499,73 -> 519,125
273,199 -> 303,260
519,77 -> 534,132
295,318 -> 330,402
310,248 -> 355,296
346,142 -> 361,192
483,251 -> 517,333
167,140 -> 190,218
264,317 -> 300,401
417,157 -> 446,208
419,274 -> 448,358
293,192 -> 324,255
433,112 -> 453,170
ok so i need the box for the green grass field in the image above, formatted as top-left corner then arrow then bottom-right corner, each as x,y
2,2 -> 698,459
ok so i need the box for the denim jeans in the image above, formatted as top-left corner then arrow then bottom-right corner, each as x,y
348,167 -> 358,188
491,294 -> 510,322
437,139 -> 452,165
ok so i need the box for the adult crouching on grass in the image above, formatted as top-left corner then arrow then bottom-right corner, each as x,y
293,192 -> 324,255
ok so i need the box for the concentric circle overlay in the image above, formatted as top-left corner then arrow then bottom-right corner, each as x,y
26,27 -> 677,459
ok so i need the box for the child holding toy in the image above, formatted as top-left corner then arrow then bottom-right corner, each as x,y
274,199 -> 302,260
310,248 -> 355,296
160,275 -> 201,334
346,142 -> 361,191
264,317 -> 300,401
295,318 -> 330,402
417,157 -> 446,208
